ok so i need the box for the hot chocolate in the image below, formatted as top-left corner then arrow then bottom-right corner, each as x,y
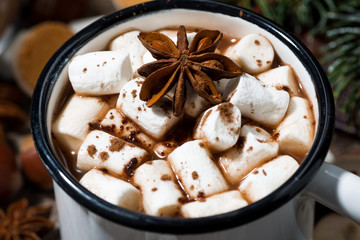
52,25 -> 315,218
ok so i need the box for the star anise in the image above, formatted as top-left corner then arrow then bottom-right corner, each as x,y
137,25 -> 242,116
0,198 -> 54,240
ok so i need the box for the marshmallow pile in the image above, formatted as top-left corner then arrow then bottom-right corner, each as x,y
52,29 -> 315,218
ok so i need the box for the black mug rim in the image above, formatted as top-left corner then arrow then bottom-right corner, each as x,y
31,0 -> 335,234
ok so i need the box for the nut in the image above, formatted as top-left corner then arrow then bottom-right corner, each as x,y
19,134 -> 53,189
0,140 -> 22,203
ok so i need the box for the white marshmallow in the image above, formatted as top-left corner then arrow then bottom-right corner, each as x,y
194,102 -> 241,152
100,108 -> 156,150
256,65 -> 299,96
158,30 -> 196,48
117,78 -> 182,139
142,51 -> 156,65
228,73 -> 289,128
165,82 -> 211,118
52,94 -> 110,153
167,140 -> 229,199
181,190 -> 248,218
158,29 -> 178,39
68,51 -> 132,95
158,30 -> 196,44
110,30 -> 147,72
214,77 -> 240,100
274,97 -> 315,158
80,168 -> 141,211
225,34 -> 274,74
133,160 -> 183,217
77,130 -> 149,177
219,124 -> 279,185
239,155 -> 299,203
184,86 -> 212,118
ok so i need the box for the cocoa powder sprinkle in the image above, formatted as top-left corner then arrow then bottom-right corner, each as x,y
87,144 -> 97,158
131,89 -> 137,98
192,171 -> 199,180
218,102 -> 234,124
99,151 -> 109,161
109,138 -> 125,152
161,174 -> 172,181
256,59 -> 262,67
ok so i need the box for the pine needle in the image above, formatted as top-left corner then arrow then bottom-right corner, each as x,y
219,0 -> 360,129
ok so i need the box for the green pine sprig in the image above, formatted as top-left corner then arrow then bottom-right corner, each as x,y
217,0 -> 325,35
218,0 -> 360,131
319,0 -> 360,119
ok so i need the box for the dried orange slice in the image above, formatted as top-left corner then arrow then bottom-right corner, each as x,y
112,0 -> 152,9
13,21 -> 73,96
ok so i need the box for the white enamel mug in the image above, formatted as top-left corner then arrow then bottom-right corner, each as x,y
31,1 -> 360,239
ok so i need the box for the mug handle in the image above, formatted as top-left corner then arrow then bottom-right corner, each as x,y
306,162 -> 360,224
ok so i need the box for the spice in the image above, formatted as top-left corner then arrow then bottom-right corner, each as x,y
0,198 -> 53,240
137,25 -> 242,116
